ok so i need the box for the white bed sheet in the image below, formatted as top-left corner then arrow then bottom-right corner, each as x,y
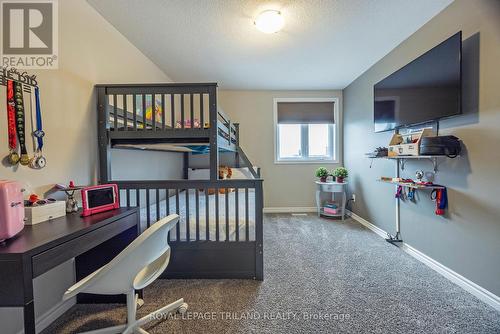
136,189 -> 256,241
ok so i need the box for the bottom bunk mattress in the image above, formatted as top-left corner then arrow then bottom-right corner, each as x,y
136,189 -> 256,242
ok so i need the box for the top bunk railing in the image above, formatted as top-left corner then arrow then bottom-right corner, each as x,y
217,107 -> 238,147
97,83 -> 259,182
99,83 -> 213,131
96,83 -> 237,146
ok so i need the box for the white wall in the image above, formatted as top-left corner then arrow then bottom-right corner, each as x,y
0,1 -> 181,333
218,90 -> 343,209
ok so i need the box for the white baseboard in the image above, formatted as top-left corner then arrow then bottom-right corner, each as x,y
263,207 -> 317,214
347,210 -> 388,239
400,243 -> 500,312
37,298 -> 75,333
15,297 -> 75,334
347,210 -> 500,312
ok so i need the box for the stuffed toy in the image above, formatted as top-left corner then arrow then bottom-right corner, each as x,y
175,119 -> 202,129
205,166 -> 234,195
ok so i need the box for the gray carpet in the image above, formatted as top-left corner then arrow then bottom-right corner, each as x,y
43,214 -> 500,333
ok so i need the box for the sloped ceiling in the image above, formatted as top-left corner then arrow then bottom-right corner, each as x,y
88,0 -> 453,89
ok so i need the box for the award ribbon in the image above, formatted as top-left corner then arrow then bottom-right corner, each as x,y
31,87 -> 46,169
34,88 -> 44,151
6,80 -> 19,165
14,82 -> 30,165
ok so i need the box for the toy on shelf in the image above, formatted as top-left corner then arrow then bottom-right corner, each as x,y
56,181 -> 84,213
175,118 -> 202,129
415,170 -> 424,182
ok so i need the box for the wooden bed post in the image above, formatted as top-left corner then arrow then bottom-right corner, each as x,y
209,84 -> 219,180
234,123 -> 240,168
255,179 -> 264,280
97,86 -> 111,183
183,152 -> 189,179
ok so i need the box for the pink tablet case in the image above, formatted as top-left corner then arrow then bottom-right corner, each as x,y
81,184 -> 119,217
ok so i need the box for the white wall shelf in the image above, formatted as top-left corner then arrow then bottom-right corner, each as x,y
377,179 -> 445,190
368,155 -> 458,172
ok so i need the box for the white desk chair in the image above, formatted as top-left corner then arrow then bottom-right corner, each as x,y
63,214 -> 187,334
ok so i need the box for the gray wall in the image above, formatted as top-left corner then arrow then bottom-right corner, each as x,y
343,0 -> 500,296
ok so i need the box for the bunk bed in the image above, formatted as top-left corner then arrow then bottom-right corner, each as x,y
96,83 -> 263,280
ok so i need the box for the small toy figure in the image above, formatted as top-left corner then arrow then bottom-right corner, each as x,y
415,170 -> 424,182
175,119 -> 202,129
204,166 -> 234,195
56,181 -> 84,213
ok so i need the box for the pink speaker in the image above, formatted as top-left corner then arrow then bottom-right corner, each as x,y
0,180 -> 25,242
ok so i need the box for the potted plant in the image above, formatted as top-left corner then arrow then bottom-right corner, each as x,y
315,167 -> 329,183
332,167 -> 348,183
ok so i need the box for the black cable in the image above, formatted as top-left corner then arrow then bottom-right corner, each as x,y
346,198 -> 354,211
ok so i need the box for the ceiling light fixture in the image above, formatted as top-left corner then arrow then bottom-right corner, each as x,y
254,10 -> 285,34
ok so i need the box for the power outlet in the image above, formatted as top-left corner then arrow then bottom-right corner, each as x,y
352,194 -> 356,202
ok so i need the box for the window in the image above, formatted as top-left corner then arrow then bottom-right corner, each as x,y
274,98 -> 339,163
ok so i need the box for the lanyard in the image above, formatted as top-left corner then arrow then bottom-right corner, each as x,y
14,81 -> 30,165
7,81 -> 17,149
34,87 -> 44,150
6,80 -> 19,164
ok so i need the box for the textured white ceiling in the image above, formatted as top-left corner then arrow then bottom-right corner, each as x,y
87,0 -> 453,89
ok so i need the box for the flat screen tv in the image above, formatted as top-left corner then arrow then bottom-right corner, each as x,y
374,31 -> 462,133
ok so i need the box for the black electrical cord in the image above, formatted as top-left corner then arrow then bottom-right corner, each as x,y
346,198 -> 354,211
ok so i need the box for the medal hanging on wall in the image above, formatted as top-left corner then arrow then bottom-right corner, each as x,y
14,82 -> 31,165
6,80 -> 19,165
30,87 -> 46,169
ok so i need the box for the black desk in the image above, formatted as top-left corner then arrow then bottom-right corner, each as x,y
0,208 -> 140,334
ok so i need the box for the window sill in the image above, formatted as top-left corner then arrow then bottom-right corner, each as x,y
274,159 -> 339,165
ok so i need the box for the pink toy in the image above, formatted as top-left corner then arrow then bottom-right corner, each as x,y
175,119 -> 201,129
0,180 -> 25,242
